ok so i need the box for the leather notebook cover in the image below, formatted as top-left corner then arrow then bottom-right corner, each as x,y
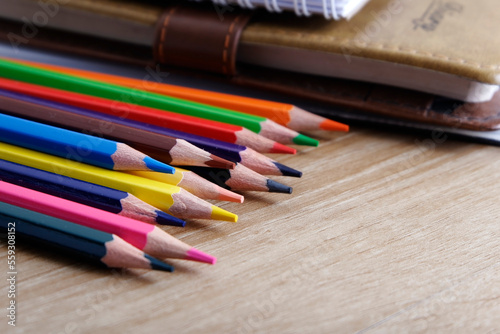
3,0 -> 499,102
234,65 -> 500,131
1,0 -> 500,132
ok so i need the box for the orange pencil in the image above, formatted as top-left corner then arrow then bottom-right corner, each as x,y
15,59 -> 348,133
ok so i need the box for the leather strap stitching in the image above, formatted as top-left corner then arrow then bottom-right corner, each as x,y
157,6 -> 178,63
222,15 -> 242,75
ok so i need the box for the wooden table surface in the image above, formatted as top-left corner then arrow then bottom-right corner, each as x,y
1,125 -> 499,333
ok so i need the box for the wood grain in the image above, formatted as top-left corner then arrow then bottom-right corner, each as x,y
1,128 -> 499,333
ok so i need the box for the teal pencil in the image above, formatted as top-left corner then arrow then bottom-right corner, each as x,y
0,202 -> 174,272
0,112 -> 174,173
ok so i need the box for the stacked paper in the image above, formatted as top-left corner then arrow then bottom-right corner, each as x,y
209,0 -> 371,19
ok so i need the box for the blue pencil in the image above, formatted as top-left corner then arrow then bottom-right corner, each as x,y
91,113 -> 302,178
0,159 -> 185,227
0,112 -> 174,173
0,89 -> 300,177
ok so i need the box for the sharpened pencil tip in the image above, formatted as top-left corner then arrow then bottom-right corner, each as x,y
218,188 -> 245,203
270,142 -> 297,154
293,134 -> 319,147
155,210 -> 186,227
143,156 -> 175,174
320,119 -> 350,132
144,254 -> 175,272
186,248 -> 217,265
207,155 -> 236,169
210,205 -> 238,222
266,179 -> 293,194
273,162 -> 302,178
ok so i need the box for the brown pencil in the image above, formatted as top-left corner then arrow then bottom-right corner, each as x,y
135,140 -> 302,177
0,89 -> 234,169
0,74 -> 296,154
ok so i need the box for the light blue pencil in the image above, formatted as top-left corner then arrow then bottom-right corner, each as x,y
0,112 -> 174,173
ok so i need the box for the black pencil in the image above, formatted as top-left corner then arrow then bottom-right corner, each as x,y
0,159 -> 185,227
0,203 -> 174,272
116,117 -> 303,177
186,164 -> 293,193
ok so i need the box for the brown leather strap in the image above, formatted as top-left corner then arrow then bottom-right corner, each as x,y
153,3 -> 252,76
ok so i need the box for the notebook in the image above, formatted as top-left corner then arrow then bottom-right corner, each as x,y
239,0 -> 500,103
2,40 -> 500,148
1,0 -> 498,103
196,0 -> 372,19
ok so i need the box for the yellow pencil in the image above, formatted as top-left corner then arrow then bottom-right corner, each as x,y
0,142 -> 237,222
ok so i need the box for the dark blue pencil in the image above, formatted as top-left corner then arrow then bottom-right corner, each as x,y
0,159 -> 185,227
0,112 -> 174,173
0,203 -> 174,272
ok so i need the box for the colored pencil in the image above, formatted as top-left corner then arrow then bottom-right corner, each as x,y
0,86 -> 299,177
0,181 -> 217,264
0,58 -> 318,146
185,164 -> 293,194
137,140 -> 302,178
17,96 -> 302,177
0,112 -> 174,173
17,59 -> 349,132
0,159 -> 185,227
0,88 -> 235,170
105,115 -> 301,177
128,169 -> 244,203
0,88 -> 285,176
0,77 -> 295,154
0,142 -> 238,222
0,204 -> 174,272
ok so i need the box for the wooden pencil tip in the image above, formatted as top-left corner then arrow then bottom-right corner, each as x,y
270,142 -> 297,154
273,162 -> 302,178
143,156 -> 176,174
218,188 -> 245,203
207,155 -> 236,169
266,179 -> 293,194
293,134 -> 319,147
210,205 -> 238,222
320,119 -> 350,132
144,254 -> 175,272
185,248 -> 217,265
154,210 -> 186,227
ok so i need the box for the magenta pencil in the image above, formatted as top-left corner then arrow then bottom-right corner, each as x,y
0,180 -> 216,264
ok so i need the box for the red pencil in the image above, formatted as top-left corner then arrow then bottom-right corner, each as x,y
0,78 -> 296,154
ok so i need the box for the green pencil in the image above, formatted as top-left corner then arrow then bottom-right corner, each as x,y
0,58 -> 318,146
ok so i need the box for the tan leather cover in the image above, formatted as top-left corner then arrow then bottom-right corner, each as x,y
242,0 -> 500,85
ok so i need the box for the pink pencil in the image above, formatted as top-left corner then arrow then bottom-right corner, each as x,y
0,180 -> 216,264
